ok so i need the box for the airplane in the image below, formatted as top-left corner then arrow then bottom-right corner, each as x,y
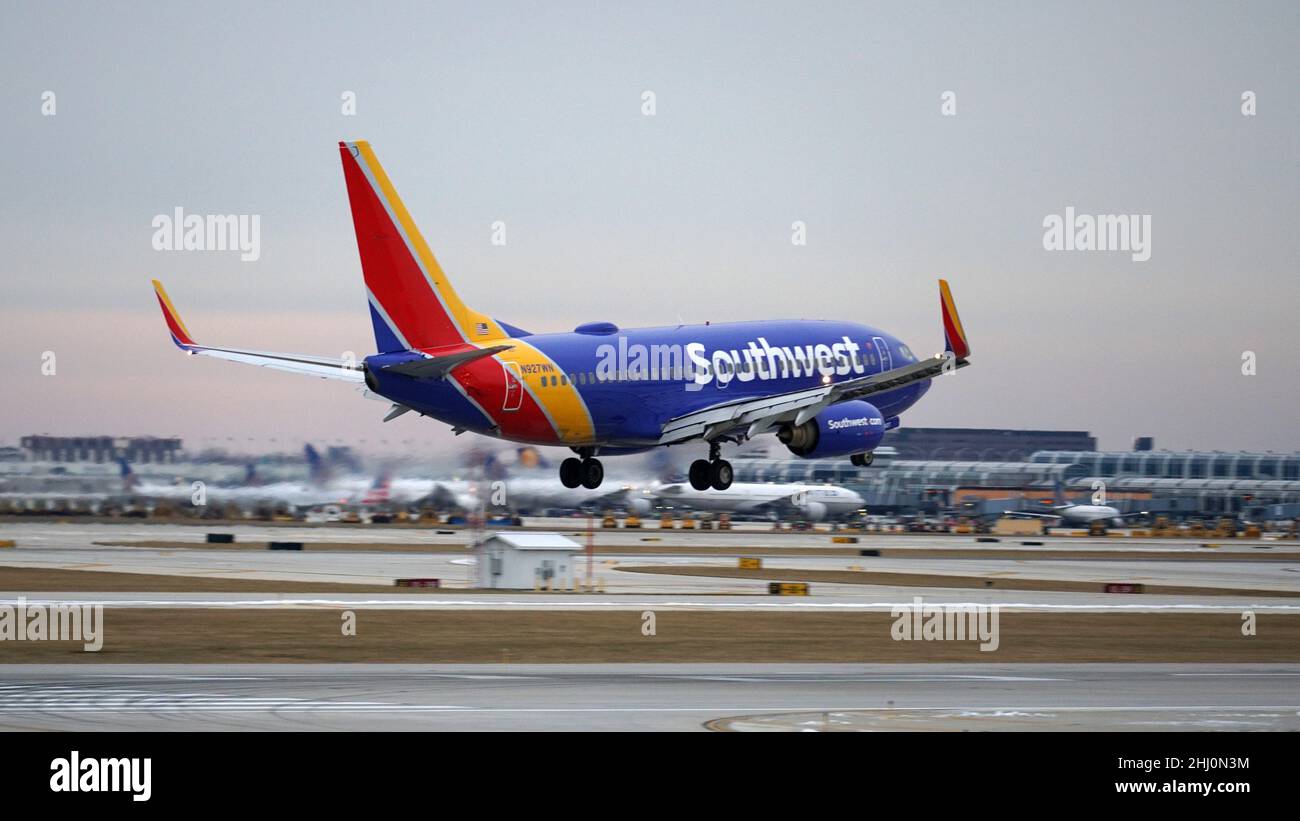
632,481 -> 865,522
428,474 -> 635,515
152,140 -> 972,493
1003,480 -> 1148,528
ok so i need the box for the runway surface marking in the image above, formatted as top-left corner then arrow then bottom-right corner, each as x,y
1,664 -> 1294,729
3,593 -> 1298,612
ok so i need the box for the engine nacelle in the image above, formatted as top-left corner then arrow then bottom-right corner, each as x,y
627,496 -> 652,516
795,500 -> 828,522
777,400 -> 886,459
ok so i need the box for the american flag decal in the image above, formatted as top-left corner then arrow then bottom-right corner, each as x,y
475,322 -> 489,335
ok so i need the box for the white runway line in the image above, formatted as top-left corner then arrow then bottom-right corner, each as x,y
0,703 -> 1296,714
3,593 -> 1299,612
650,674 -> 1067,682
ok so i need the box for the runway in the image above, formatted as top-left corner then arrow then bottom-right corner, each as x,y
5,592 -> 1300,612
2,521 -> 1298,610
2,519 -> 1290,552
3,521 -> 1299,729
0,663 -> 1296,731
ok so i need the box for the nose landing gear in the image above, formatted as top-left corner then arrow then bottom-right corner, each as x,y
689,441 -> 733,491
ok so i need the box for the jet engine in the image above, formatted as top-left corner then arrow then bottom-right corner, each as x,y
777,400 -> 886,459
794,499 -> 828,521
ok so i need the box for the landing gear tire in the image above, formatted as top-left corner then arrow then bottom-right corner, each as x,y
580,458 -> 604,490
851,452 -> 875,468
688,460 -> 712,491
559,457 -> 582,488
709,459 -> 734,491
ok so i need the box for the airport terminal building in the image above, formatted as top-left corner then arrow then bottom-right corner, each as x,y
734,446 -> 1300,519
881,428 -> 1096,461
19,435 -> 183,464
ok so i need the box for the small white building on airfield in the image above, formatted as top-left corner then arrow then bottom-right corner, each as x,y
476,532 -> 583,590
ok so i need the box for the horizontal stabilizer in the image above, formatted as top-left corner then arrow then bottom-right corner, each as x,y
381,344 -> 513,380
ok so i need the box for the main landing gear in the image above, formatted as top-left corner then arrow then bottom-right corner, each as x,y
850,452 -> 875,467
689,441 -> 733,491
559,451 -> 604,490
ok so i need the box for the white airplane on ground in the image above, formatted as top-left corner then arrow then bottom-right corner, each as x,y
1003,480 -> 1147,528
634,481 -> 865,522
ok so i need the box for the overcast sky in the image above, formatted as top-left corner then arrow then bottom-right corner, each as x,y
1,1 -> 1297,457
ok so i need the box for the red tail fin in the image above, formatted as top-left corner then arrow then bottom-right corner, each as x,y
339,141 -> 507,351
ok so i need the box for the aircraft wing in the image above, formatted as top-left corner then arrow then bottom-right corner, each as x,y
657,279 -> 970,446
153,280 -> 365,382
659,351 -> 965,445
744,491 -> 815,516
1001,510 -> 1063,520
658,383 -> 835,446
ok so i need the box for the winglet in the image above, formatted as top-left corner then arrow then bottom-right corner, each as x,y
938,279 -> 969,359
151,279 -> 196,349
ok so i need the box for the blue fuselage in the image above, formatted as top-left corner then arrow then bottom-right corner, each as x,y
366,318 -> 931,451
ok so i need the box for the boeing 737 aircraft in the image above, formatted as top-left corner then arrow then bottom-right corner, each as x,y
1004,480 -> 1148,528
153,141 -> 971,492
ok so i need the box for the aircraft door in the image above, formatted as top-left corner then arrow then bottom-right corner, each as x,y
501,361 -> 523,412
871,336 -> 893,372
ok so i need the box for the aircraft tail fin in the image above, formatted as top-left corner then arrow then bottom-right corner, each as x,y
338,141 -> 521,352
362,473 -> 391,505
516,446 -> 550,471
117,458 -> 138,492
305,444 -> 330,486
939,279 -> 970,359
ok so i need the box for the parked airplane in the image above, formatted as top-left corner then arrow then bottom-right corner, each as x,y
633,481 -> 865,522
429,474 -> 636,516
152,141 -> 971,493
1004,480 -> 1147,528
